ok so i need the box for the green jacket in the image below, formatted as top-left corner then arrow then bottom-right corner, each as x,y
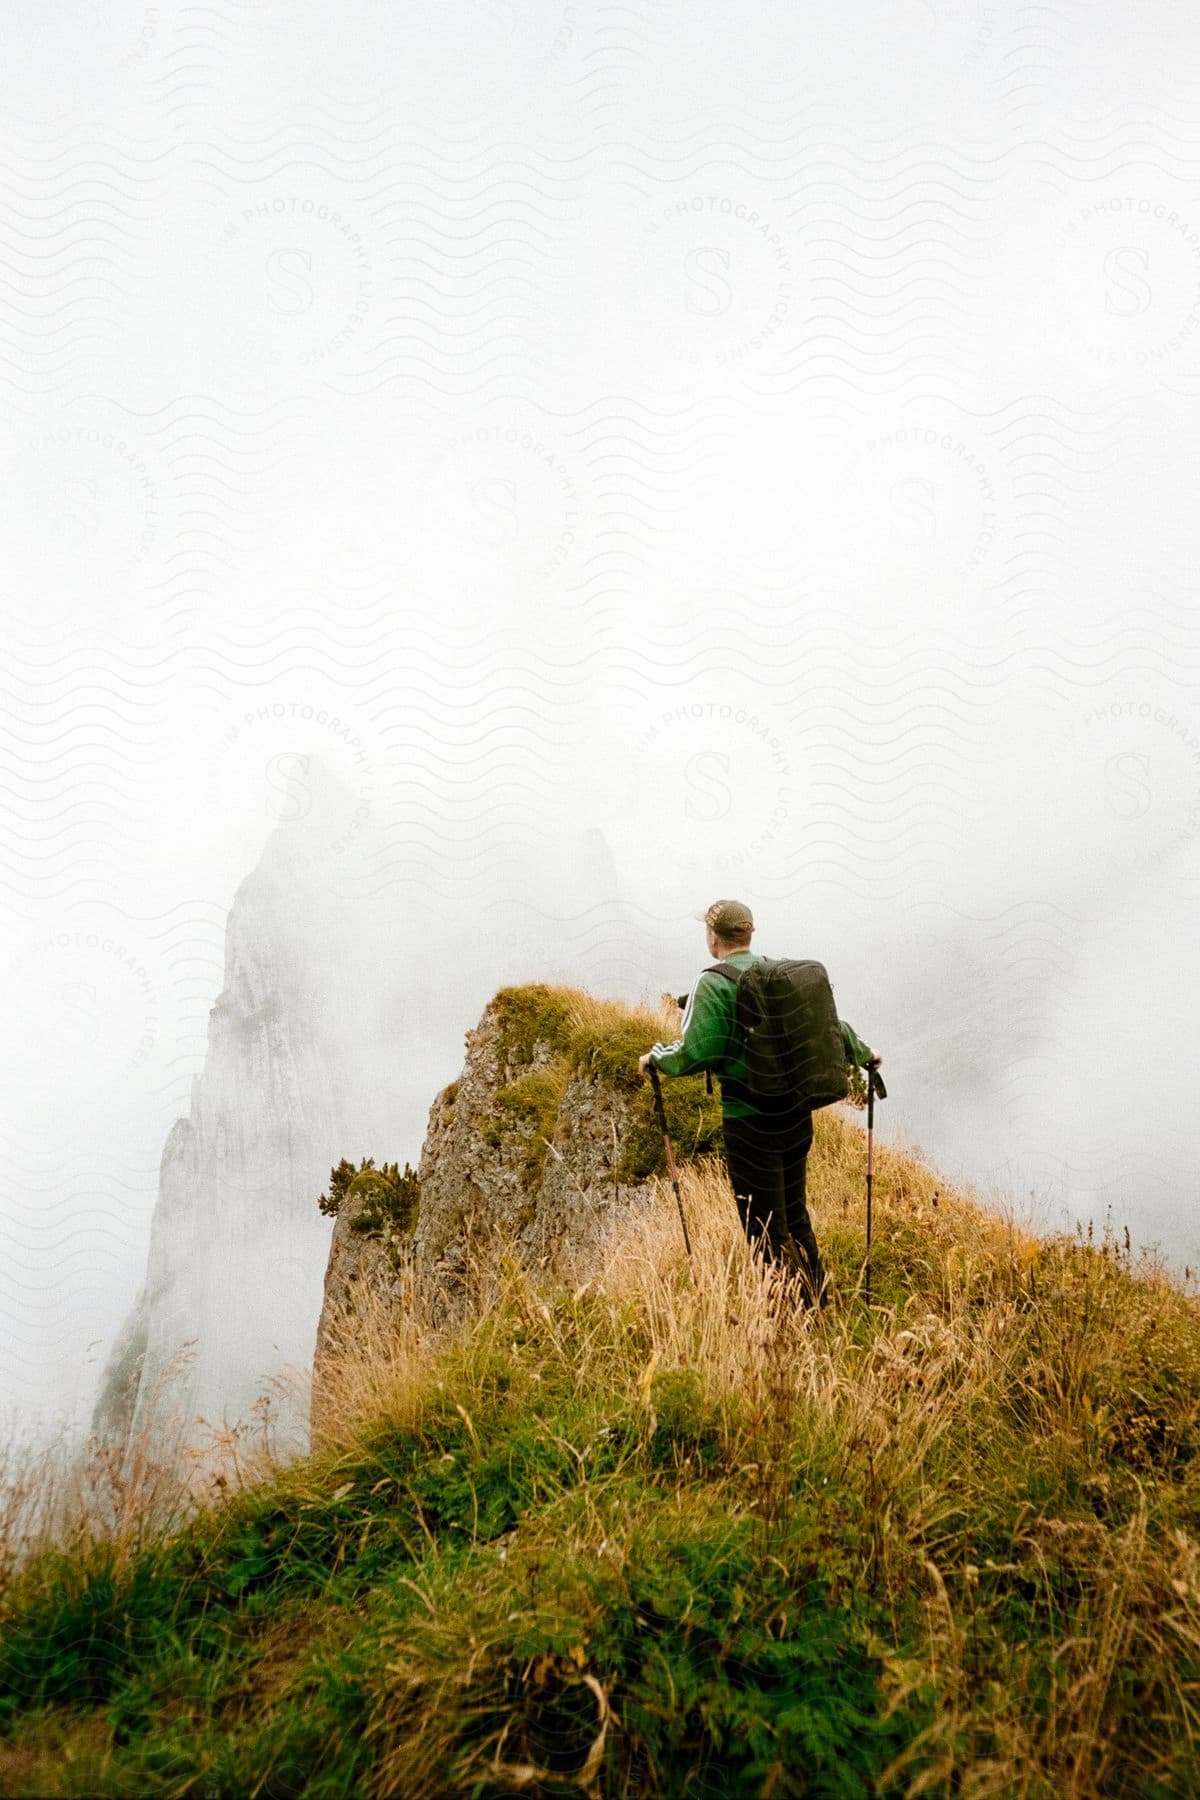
647,949 -> 875,1119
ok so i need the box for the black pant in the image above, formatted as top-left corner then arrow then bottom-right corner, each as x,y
722,1105 -> 824,1302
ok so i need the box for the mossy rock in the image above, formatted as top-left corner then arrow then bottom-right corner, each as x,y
490,1061 -> 572,1193
492,986 -> 574,1066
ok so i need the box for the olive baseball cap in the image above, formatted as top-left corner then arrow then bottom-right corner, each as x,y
695,898 -> 754,935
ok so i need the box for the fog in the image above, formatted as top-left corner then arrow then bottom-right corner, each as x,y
3,0 -> 1200,1452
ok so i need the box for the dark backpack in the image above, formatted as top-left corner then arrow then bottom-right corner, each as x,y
708,957 -> 850,1111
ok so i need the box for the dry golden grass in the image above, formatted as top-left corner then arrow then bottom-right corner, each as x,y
559,985 -> 675,1043
311,1247 -> 460,1457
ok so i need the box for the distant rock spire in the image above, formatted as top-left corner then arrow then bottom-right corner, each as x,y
90,758 -> 407,1484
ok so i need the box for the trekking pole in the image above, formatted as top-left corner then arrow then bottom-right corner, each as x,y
648,1066 -> 694,1272
864,1059 -> 887,1307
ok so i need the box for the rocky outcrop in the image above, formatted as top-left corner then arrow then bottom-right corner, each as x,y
414,1004 -> 657,1280
313,986 -> 721,1390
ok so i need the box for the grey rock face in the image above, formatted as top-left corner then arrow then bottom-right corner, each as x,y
311,1176 -> 405,1381
314,993 -> 673,1399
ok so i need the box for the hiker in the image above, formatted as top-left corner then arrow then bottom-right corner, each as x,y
637,899 -> 880,1304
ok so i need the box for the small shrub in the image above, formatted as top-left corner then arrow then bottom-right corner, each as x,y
317,1157 -> 360,1219
317,1160 -> 421,1240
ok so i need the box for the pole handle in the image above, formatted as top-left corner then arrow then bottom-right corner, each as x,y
648,1064 -> 668,1131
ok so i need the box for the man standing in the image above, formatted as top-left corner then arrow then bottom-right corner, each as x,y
637,899 -> 879,1304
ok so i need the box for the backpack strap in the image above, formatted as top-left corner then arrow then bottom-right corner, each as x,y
675,963 -> 739,1013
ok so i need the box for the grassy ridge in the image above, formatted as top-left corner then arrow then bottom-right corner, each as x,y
2,989 -> 1200,1797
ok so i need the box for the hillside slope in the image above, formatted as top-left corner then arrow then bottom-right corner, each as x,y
3,985 -> 1200,1800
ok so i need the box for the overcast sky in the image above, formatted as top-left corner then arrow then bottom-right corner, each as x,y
3,0 -> 1200,1446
